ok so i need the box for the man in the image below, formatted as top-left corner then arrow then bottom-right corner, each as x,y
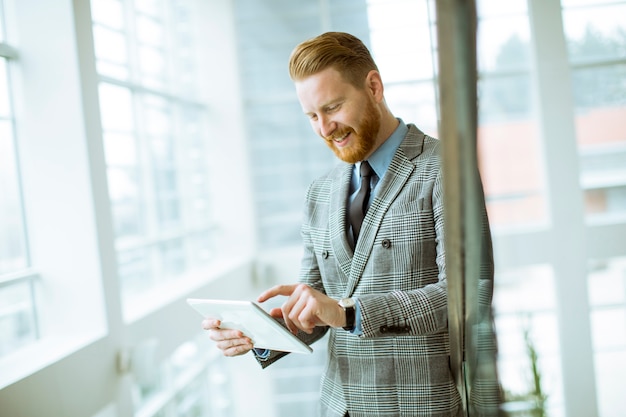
204,31 -> 466,417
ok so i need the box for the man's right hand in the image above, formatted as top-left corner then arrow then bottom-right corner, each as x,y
202,318 -> 254,357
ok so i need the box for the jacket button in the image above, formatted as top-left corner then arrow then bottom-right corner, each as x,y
382,239 -> 391,248
321,250 -> 329,259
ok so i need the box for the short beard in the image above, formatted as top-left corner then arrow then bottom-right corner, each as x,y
324,96 -> 381,164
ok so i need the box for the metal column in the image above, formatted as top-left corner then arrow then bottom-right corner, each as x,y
435,1 -> 501,415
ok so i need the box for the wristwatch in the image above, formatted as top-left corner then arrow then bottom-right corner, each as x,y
338,298 -> 356,331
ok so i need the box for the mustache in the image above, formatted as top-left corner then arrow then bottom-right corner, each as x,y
324,128 -> 353,142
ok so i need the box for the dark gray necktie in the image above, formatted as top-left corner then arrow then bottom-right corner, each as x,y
349,161 -> 373,243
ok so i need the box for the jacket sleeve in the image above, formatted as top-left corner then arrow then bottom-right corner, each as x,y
357,169 -> 451,338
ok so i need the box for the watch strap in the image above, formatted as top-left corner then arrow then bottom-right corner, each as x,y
339,298 -> 356,331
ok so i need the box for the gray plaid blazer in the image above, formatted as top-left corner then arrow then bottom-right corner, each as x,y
257,125 -> 463,417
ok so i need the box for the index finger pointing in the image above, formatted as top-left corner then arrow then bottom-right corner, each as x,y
257,284 -> 298,303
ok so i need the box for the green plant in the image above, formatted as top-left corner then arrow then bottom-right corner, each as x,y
523,327 -> 548,417
501,323 -> 549,417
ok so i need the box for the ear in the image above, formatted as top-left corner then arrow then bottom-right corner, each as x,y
365,70 -> 384,102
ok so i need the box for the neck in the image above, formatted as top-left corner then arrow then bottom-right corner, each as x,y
371,106 -> 399,150
379,111 -> 399,141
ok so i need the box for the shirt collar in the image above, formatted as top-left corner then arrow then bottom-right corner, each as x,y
359,118 -> 407,180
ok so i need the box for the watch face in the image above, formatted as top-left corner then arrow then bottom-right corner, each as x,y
340,298 -> 355,308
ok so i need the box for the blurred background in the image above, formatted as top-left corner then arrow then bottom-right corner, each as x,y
0,0 -> 625,416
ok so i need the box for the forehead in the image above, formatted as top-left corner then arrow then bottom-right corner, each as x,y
295,67 -> 356,110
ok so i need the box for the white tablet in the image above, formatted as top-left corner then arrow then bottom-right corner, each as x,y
187,298 -> 313,354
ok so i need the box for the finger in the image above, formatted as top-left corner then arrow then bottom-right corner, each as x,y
279,290 -> 303,334
282,308 -> 297,334
286,294 -> 308,332
257,284 -> 298,303
295,296 -> 320,334
217,338 -> 254,357
268,307 -> 283,319
297,303 -> 319,334
207,328 -> 244,342
202,319 -> 221,330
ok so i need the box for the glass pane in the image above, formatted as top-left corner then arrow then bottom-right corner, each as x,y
591,308 -> 626,350
118,247 -> 151,300
89,0 -> 214,313
134,0 -> 163,17
92,25 -> 128,65
476,6 -> 547,229
157,239 -> 185,278
368,1 -> 434,81
476,0 -> 527,17
0,121 -> 27,274
96,60 -> 130,80
368,1 -> 436,80
563,3 -> 626,63
0,2 -> 4,44
478,74 -> 532,121
98,83 -> 135,132
594,351 -> 626,417
136,15 -> 164,46
384,82 -> 438,136
235,0 -> 390,249
142,95 -> 171,136
0,59 -> 10,117
170,5 -> 197,96
156,199 -> 180,229
103,132 -> 137,166
571,64 -> 626,110
477,15 -> 531,72
587,257 -> 626,417
91,0 -> 125,30
138,45 -> 166,82
188,232 -> 213,265
0,281 -> 37,357
563,1 -> 626,222
588,258 -> 626,306
107,167 -> 142,237
478,118 -> 546,228
494,265 -> 564,417
150,136 -> 174,164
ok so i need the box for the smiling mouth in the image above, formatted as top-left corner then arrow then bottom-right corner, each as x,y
331,131 -> 350,145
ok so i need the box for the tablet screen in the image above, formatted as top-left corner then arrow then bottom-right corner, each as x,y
187,298 -> 313,354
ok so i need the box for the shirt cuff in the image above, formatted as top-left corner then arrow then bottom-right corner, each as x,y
253,348 -> 270,359
351,298 -> 363,336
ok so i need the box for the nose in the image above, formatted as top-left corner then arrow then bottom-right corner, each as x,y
317,115 -> 336,138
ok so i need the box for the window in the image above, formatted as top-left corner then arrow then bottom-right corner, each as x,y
91,0 -> 216,313
0,0 -> 39,358
367,0 -> 439,137
561,0 -> 626,223
587,256 -> 626,417
476,0 -> 548,230
232,0 -> 368,249
493,264 -> 563,415
562,2 -> 626,417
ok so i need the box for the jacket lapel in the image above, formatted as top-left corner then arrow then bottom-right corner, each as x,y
345,125 -> 426,296
329,164 -> 355,280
